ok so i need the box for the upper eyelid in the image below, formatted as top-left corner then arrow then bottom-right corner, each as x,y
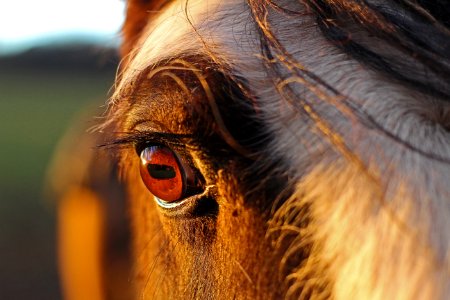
134,132 -> 198,153
130,120 -> 202,150
97,129 -> 198,155
131,119 -> 171,134
107,131 -> 195,148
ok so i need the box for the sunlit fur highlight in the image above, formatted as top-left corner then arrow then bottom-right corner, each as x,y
96,0 -> 450,299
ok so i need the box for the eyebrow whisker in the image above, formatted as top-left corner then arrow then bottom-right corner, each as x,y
147,65 -> 201,80
159,71 -> 191,96
164,58 -> 255,158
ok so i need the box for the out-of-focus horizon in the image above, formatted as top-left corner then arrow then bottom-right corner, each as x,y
0,0 -> 125,54
0,1 -> 125,299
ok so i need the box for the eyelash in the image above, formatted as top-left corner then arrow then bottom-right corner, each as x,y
99,131 -> 196,150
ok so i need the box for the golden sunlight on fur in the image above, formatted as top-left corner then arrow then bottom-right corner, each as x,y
58,187 -> 105,300
53,0 -> 450,299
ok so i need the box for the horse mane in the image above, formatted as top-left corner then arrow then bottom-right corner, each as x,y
121,0 -> 171,60
309,0 -> 450,99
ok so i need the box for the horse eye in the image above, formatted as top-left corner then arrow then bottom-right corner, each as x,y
139,145 -> 202,203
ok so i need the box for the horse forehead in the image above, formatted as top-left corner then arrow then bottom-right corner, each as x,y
127,0 -> 251,71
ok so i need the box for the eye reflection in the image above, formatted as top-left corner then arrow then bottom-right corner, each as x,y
139,145 -> 184,202
148,164 -> 176,179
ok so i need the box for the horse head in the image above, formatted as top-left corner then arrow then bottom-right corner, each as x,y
56,1 -> 450,299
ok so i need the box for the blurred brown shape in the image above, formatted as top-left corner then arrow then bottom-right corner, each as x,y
48,111 -> 132,300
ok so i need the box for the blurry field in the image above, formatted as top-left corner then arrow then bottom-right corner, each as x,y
0,47 -> 117,299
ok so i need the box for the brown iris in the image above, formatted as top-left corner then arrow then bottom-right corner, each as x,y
139,145 -> 185,202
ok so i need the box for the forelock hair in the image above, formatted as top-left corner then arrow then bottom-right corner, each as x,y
259,0 -> 450,99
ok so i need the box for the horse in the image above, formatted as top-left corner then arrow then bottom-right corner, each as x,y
52,0 -> 450,299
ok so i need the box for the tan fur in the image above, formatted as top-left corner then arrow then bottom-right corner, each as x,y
56,0 -> 450,299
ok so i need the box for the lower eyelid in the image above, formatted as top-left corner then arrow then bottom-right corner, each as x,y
155,185 -> 219,218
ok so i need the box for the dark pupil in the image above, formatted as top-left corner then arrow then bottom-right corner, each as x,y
148,164 -> 176,179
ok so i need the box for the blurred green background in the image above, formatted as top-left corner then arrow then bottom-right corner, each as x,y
0,45 -> 118,299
